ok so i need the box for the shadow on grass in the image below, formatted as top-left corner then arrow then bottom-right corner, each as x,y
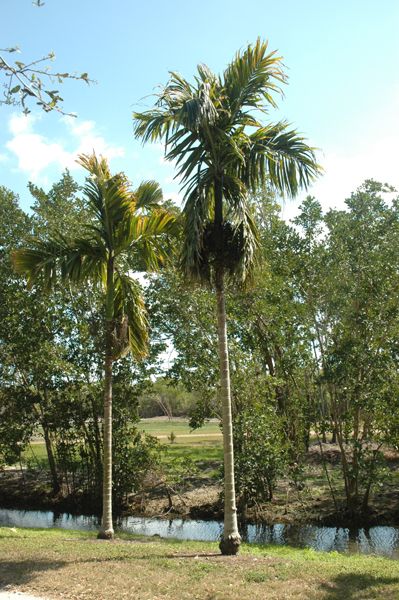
0,559 -> 66,589
320,573 -> 399,599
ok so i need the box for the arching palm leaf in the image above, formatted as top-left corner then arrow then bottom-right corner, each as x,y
12,235 -> 107,289
135,180 -> 163,210
113,271 -> 148,360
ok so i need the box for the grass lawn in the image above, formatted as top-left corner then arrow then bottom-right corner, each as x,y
1,527 -> 399,599
163,442 -> 222,463
22,443 -> 48,465
139,418 -> 221,439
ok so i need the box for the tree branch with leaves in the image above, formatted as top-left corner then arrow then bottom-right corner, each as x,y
0,2 -> 92,115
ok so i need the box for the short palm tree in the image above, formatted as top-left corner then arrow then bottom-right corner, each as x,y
134,39 -> 321,554
12,153 -> 175,539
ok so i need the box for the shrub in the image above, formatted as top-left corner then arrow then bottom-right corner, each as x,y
233,405 -> 288,512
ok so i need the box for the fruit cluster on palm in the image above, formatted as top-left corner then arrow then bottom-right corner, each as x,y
12,153 -> 176,538
134,39 -> 320,554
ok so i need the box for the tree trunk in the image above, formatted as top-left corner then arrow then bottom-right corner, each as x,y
215,267 -> 241,555
98,256 -> 115,539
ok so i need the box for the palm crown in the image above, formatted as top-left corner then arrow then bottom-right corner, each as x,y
134,39 -> 321,284
12,152 -> 176,359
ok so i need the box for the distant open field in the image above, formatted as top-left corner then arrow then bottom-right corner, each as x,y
22,418 -> 223,471
139,417 -> 221,442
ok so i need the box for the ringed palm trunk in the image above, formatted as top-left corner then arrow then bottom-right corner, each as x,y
98,255 -> 115,539
215,266 -> 241,555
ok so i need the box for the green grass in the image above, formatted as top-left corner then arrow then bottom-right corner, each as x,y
25,440 -> 223,462
162,442 -> 223,479
139,418 -> 221,438
1,527 -> 399,599
22,442 -> 48,466
164,442 -> 223,463
22,418 -> 223,475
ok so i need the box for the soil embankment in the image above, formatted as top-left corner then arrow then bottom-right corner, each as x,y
2,443 -> 399,527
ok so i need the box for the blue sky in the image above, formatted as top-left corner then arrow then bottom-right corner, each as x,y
1,0 -> 398,218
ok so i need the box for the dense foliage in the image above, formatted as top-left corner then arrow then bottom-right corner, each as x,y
146,180 -> 399,513
0,175 -> 162,510
1,164 -> 399,521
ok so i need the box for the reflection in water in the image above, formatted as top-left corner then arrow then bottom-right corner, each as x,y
1,508 -> 399,558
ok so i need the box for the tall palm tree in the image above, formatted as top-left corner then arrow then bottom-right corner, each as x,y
12,153 -> 175,539
134,39 -> 321,554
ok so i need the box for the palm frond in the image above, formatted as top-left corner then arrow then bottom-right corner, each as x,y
245,122 -> 321,196
84,179 -> 134,253
77,152 -> 111,180
134,69 -> 218,145
133,109 -> 174,143
224,38 -> 285,116
12,235 -> 106,290
180,181 -> 213,281
135,180 -> 163,210
113,271 -> 148,360
76,158 -> 134,252
133,40 -> 321,285
130,209 -> 177,270
13,151 -> 174,372
226,191 -> 260,283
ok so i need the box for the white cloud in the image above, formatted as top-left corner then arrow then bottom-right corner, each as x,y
5,114 -> 125,182
6,132 -> 70,182
8,113 -> 36,136
62,117 -> 125,163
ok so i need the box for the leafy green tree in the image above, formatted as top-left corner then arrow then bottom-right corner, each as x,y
12,153 -> 175,538
146,266 -> 220,419
0,186 -> 55,473
29,171 -> 88,238
283,181 -> 399,512
139,378 -> 200,419
134,39 -> 320,554
0,174 -> 160,506
317,182 -> 399,511
233,405 -> 288,515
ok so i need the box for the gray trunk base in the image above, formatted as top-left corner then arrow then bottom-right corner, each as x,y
97,529 -> 114,540
219,534 -> 241,555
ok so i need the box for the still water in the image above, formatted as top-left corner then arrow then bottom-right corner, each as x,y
1,508 -> 399,558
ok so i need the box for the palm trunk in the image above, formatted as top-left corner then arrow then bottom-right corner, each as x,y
216,267 -> 241,555
98,255 -> 114,539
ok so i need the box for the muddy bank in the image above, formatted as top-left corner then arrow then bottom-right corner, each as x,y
2,467 -> 399,529
131,480 -> 399,528
0,470 -> 101,516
